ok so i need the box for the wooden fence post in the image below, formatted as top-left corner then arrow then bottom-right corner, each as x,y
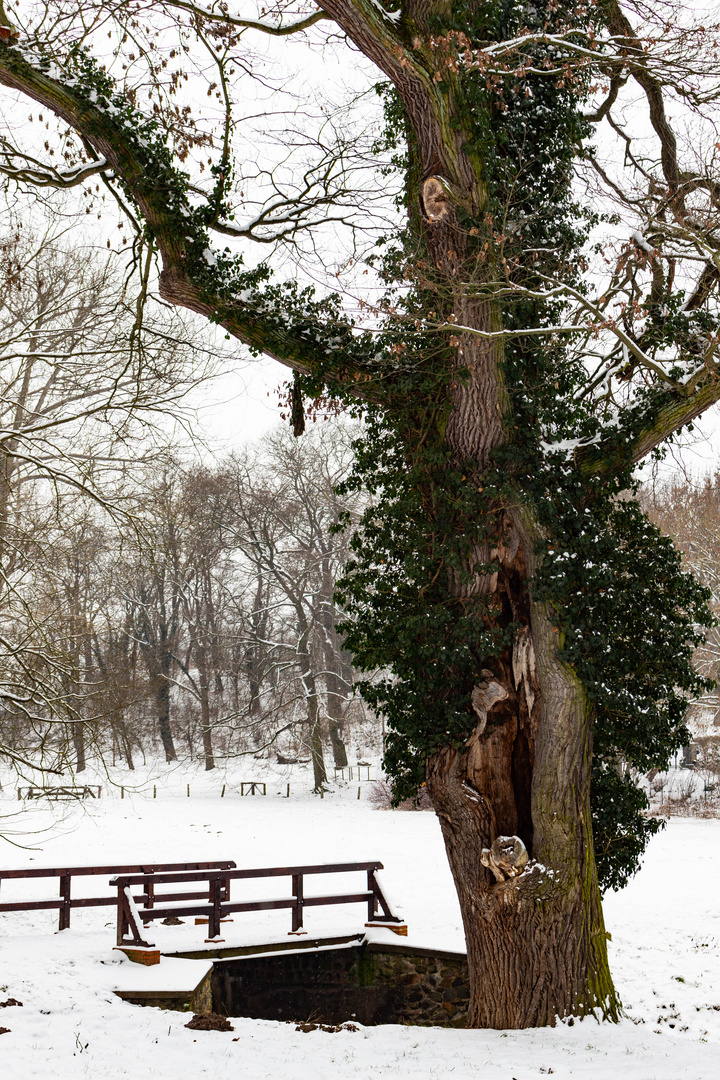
143,875 -> 155,927
291,872 -> 304,932
58,873 -> 71,931
367,868 -> 377,923
208,876 -> 222,939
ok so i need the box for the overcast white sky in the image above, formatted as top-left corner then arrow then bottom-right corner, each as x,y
189,355 -> 287,451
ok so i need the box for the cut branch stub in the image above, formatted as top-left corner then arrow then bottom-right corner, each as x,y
421,176 -> 450,222
481,835 -> 529,883
0,0 -> 18,39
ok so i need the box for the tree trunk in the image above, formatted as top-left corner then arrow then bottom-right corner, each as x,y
405,169 -> 619,1022
426,560 -> 618,1025
325,669 -> 349,769
72,721 -> 86,773
247,666 -> 262,718
200,701 -> 215,770
302,667 -> 327,792
68,626 -> 86,772
155,654 -> 177,762
294,612 -> 327,790
117,718 -> 135,770
316,553 -> 349,769
309,716 -> 327,792
328,715 -> 348,769
419,299 -> 619,1023
195,640 -> 215,771
246,574 -> 268,717
411,80 -> 618,1022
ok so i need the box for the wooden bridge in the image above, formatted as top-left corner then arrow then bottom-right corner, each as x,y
0,859 -> 405,944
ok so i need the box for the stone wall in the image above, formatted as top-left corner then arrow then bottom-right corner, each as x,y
368,943 -> 469,1026
115,968 -> 213,1013
211,938 -> 469,1028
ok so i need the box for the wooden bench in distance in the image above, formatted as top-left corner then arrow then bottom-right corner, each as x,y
240,782 -> 266,796
17,785 -> 102,800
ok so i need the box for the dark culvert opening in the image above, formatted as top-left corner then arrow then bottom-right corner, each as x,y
208,937 -> 470,1028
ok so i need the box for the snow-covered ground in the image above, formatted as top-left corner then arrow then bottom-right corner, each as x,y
1,760 -> 718,1079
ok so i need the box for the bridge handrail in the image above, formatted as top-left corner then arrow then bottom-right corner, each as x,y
110,861 -> 403,946
0,860 -> 237,931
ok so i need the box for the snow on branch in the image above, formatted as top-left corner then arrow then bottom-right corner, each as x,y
0,139 -> 108,188
160,1 -> 332,37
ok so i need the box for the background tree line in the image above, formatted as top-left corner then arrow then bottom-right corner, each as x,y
643,471 -> 720,733
0,230 -> 371,789
0,428 -> 372,788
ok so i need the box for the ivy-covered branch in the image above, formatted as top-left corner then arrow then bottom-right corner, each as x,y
591,376 -> 720,472
0,37 -> 373,388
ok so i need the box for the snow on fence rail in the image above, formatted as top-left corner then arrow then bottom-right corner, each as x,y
0,861 -> 236,931
111,861 -> 406,946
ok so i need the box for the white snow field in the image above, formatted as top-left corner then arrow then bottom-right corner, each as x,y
0,761 -> 719,1080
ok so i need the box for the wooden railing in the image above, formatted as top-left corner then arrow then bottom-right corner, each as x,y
0,861 -> 236,931
111,861 -> 403,946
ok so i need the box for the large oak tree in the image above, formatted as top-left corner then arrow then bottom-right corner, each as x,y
2,0 -> 720,1027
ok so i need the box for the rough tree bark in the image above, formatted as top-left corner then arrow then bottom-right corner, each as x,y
325,671 -> 349,770
426,521 -> 616,1025
417,262 -> 617,1021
